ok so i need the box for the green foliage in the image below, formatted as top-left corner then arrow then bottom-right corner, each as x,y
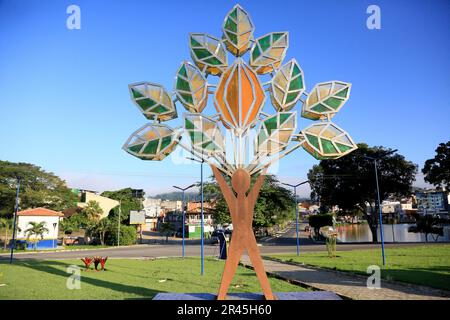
422,141 -> 450,190
0,218 -> 13,250
82,200 -> 103,222
105,223 -> 137,246
0,160 -> 77,218
408,214 -> 445,242
60,208 -> 91,233
24,221 -> 49,250
308,214 -> 333,239
204,174 -> 295,232
307,143 -> 417,242
101,188 -> 143,224
86,218 -> 111,246
159,222 -> 174,242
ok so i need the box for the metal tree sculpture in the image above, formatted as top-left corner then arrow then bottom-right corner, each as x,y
123,4 -> 357,300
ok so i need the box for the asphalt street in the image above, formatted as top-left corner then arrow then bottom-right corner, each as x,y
0,222 -> 435,261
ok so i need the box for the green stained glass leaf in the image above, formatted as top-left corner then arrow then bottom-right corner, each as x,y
264,116 -> 278,134
321,139 -> 338,154
143,139 -> 159,155
312,103 -> 330,112
255,113 -> 296,156
250,32 -> 288,74
301,121 -> 357,160
270,59 -> 305,111
175,61 -> 208,113
335,87 -> 349,98
185,118 -> 195,130
129,143 -> 144,153
324,97 -> 343,110
131,88 -> 144,99
336,143 -> 353,153
193,48 -> 211,60
137,98 -> 156,111
303,81 -> 351,120
189,33 -> 228,75
129,82 -> 177,122
176,77 -> 191,92
151,105 -> 169,114
222,4 -> 254,56
160,136 -> 172,150
279,113 -> 291,125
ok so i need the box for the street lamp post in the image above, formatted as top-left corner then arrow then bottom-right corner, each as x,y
282,180 -> 309,256
173,184 -> 196,258
118,199 -> 122,247
365,149 -> 397,266
9,177 -> 21,264
187,157 -> 205,275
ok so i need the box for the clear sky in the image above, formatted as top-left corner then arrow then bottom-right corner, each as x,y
0,0 -> 449,197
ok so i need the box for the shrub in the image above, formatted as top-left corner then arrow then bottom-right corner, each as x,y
308,214 -> 333,240
105,224 -> 137,246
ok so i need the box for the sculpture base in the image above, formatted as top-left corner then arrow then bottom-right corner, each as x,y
153,291 -> 342,300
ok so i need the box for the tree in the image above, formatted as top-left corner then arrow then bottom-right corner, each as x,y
0,218 -> 13,250
308,143 -> 417,242
423,141 -> 450,190
101,188 -> 143,224
308,214 -> 333,240
88,218 -> 110,246
82,200 -> 103,222
408,214 -> 444,242
0,160 -> 77,217
204,174 -> 295,233
25,221 -> 49,250
159,222 -> 174,243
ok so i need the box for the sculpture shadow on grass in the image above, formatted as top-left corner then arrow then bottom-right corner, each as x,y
11,259 -> 163,299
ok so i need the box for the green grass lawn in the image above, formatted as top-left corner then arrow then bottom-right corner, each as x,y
268,244 -> 450,291
0,257 -> 307,299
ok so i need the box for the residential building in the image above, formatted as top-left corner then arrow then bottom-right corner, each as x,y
415,189 -> 449,214
72,189 -> 119,219
143,198 -> 163,230
15,208 -> 63,249
160,200 -> 182,212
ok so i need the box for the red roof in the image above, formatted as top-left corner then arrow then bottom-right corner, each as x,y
17,208 -> 64,217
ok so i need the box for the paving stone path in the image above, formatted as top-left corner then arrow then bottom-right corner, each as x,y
240,256 -> 450,300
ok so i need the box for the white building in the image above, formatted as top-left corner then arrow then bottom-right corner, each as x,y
16,208 -> 64,249
143,198 -> 163,230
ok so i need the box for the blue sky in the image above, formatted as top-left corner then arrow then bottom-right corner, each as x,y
0,0 -> 449,197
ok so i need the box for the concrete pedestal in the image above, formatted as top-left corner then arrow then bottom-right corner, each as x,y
153,291 -> 342,300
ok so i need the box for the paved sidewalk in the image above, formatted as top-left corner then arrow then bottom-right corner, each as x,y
240,256 -> 450,300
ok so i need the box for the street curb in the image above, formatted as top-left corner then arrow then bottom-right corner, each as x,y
262,256 -> 450,298
0,244 -> 148,256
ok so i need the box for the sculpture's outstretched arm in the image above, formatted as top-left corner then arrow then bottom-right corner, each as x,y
211,165 -> 235,205
248,167 -> 268,207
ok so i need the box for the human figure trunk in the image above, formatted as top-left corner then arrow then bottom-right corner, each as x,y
211,165 -> 275,300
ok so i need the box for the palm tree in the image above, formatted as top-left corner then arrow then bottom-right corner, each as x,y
0,218 -> 12,250
94,218 -> 110,246
25,221 -> 49,250
83,201 -> 104,222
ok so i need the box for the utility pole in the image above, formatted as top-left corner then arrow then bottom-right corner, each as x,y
187,157 -> 205,275
117,199 -> 121,247
9,177 -> 21,264
365,149 -> 397,266
282,180 -> 309,256
173,184 -> 196,258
